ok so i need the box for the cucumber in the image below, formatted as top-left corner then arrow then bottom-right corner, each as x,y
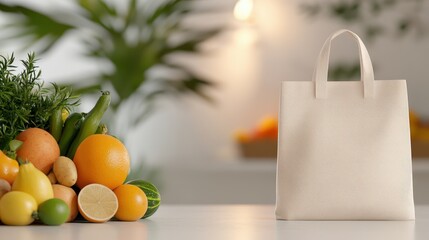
127,179 -> 161,218
67,91 -> 111,159
59,112 -> 85,156
49,107 -> 63,142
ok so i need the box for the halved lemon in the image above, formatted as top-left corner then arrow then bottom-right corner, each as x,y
78,183 -> 118,223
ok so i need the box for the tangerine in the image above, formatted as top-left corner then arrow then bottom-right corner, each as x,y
114,184 -> 148,221
74,134 -> 130,190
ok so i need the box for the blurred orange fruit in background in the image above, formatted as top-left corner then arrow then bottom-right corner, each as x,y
73,134 -> 130,190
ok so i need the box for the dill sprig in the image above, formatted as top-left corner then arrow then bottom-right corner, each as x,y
0,53 -> 79,150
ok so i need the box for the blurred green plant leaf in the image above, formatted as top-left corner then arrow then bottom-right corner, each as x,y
0,4 -> 75,53
0,0 -> 226,133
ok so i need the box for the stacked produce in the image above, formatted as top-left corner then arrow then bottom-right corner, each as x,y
0,54 -> 160,225
235,117 -> 278,158
409,111 -> 429,158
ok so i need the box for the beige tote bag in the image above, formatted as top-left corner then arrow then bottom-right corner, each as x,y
276,29 -> 415,220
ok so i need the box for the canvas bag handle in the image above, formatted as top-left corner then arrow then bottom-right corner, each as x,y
313,29 -> 375,99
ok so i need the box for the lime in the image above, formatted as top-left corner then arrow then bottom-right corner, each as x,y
38,198 -> 70,225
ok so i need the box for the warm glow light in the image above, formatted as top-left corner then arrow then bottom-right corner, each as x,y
234,0 -> 254,21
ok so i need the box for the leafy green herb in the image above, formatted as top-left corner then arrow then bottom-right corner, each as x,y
0,53 -> 79,150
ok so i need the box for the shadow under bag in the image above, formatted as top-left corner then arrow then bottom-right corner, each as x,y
275,29 -> 415,220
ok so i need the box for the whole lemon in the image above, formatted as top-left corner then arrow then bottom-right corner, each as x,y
0,191 -> 37,225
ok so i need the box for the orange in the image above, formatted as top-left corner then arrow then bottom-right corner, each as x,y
254,117 -> 278,139
0,150 -> 19,184
74,134 -> 130,190
78,183 -> 118,223
16,128 -> 60,174
52,184 -> 78,222
113,184 -> 148,221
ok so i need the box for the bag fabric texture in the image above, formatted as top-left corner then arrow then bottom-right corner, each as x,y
275,29 -> 415,220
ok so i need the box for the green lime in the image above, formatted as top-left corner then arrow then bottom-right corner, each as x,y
127,180 -> 161,218
38,198 -> 70,225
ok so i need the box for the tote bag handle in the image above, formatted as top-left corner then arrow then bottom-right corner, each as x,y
312,29 -> 375,99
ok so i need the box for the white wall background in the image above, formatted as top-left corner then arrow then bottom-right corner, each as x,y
1,1 -> 429,203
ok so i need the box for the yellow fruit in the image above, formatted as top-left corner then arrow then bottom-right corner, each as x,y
258,117 -> 278,132
234,130 -> 250,143
12,161 -> 54,205
74,134 -> 130,190
52,184 -> 78,222
114,184 -> 148,221
0,191 -> 37,225
78,184 -> 118,223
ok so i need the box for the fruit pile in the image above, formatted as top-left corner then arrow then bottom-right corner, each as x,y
234,117 -> 278,143
410,111 -> 429,141
409,110 -> 429,158
235,117 -> 278,158
0,92 -> 160,226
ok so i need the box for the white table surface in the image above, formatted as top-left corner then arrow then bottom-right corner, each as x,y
2,205 -> 427,240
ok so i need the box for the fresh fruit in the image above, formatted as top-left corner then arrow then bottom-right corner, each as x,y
253,117 -> 278,139
234,130 -> 250,143
410,111 -> 420,139
128,180 -> 161,218
49,107 -> 63,142
52,184 -> 78,222
0,178 -> 11,198
53,156 -> 77,187
74,134 -> 130,190
59,112 -> 85,156
12,161 -> 54,205
113,184 -> 148,221
77,184 -> 118,223
0,191 -> 37,225
0,150 -> 19,184
16,128 -> 60,174
47,171 -> 57,184
67,91 -> 111,159
37,198 -> 70,225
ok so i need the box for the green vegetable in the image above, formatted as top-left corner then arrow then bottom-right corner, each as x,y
127,179 -> 161,219
0,53 -> 78,150
49,107 -> 63,142
37,198 -> 70,225
67,91 -> 111,159
59,112 -> 85,156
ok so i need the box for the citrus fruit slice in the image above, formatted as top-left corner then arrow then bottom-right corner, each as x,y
77,184 -> 118,223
